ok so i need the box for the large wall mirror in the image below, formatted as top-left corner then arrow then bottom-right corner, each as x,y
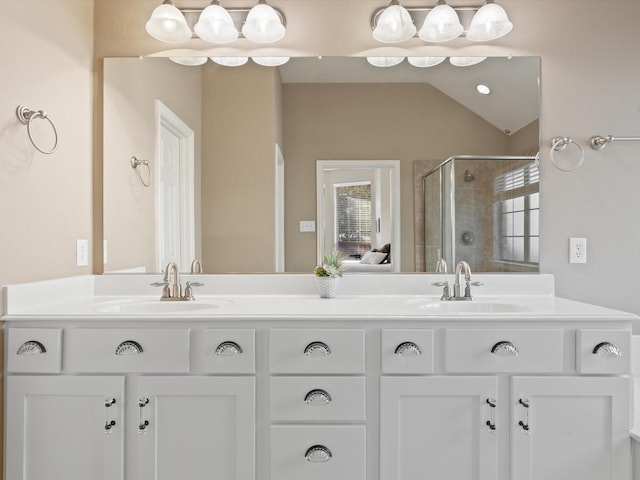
103,56 -> 540,274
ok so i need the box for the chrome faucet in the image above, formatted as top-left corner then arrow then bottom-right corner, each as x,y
435,258 -> 448,273
432,260 -> 482,301
151,262 -> 204,301
190,259 -> 203,274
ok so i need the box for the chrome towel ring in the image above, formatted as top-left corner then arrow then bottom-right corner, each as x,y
131,156 -> 151,187
16,105 -> 58,155
550,136 -> 584,172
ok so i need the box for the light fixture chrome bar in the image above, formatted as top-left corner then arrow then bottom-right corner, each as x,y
371,6 -> 478,36
179,6 -> 286,39
590,135 -> 640,150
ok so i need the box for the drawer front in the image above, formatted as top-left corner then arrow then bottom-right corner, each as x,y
6,328 -> 62,373
197,329 -> 255,374
271,425 -> 366,480
381,329 -> 434,374
270,329 -> 365,374
69,329 -> 190,373
577,329 -> 630,374
445,329 -> 563,373
270,377 -> 365,422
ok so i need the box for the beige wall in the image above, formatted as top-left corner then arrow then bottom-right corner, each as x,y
0,1 -> 93,286
103,58 -> 202,273
283,82 -> 510,272
201,62 -> 280,273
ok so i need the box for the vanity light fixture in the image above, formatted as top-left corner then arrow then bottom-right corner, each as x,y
418,0 -> 463,43
371,0 -> 513,44
145,0 -> 286,44
366,56 -> 406,67
466,0 -> 513,42
193,0 -> 238,44
242,0 -> 286,43
449,56 -> 487,67
252,56 -> 290,67
169,56 -> 208,66
210,56 -> 249,67
372,0 -> 417,43
145,0 -> 192,43
407,56 -> 446,67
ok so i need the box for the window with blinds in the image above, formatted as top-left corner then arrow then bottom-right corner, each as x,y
493,163 -> 540,266
334,182 -> 372,258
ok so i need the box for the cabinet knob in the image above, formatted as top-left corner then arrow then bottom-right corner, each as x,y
215,341 -> 243,356
394,341 -> 422,356
305,445 -> 332,462
491,341 -> 518,357
17,340 -> 46,355
592,342 -> 622,358
304,389 -> 332,405
115,340 -> 143,355
304,341 -> 332,357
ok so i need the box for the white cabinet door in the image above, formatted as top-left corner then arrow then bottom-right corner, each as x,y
380,376 -> 498,480
136,376 -> 255,480
6,375 -> 124,480
511,376 -> 630,480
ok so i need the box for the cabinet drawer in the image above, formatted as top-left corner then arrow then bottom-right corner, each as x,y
6,328 -> 62,373
270,329 -> 365,374
196,329 -> 255,374
270,377 -> 365,422
577,329 -> 630,374
381,329 -> 434,374
445,329 -> 563,373
69,329 -> 190,373
271,425 -> 365,480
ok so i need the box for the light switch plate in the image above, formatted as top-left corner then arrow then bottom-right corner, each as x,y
299,220 -> 316,233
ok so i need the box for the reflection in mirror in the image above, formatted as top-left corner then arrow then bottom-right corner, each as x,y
103,56 -> 540,274
417,156 -> 539,273
316,160 -> 401,273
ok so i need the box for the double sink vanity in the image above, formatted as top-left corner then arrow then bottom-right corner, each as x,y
1,273 -> 637,480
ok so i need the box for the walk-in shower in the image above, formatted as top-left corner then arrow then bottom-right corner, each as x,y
422,155 -> 539,273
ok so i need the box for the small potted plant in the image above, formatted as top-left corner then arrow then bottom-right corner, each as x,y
314,251 -> 344,298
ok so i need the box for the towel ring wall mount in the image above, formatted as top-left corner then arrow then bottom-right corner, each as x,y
131,156 -> 151,188
16,105 -> 58,155
550,136 -> 584,172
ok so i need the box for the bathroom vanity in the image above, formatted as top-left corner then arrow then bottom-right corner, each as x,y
1,274 -> 636,480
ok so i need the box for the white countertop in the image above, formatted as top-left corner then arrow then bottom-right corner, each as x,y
1,274 -> 637,322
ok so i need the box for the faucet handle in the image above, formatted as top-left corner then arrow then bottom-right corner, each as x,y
431,281 -> 449,287
432,281 -> 451,301
150,281 -> 168,287
470,281 -> 484,287
184,281 -> 203,301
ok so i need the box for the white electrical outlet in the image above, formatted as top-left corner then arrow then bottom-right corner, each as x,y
76,239 -> 89,267
569,237 -> 587,264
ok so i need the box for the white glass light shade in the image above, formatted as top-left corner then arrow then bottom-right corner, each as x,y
367,56 -> 405,68
466,2 -> 513,42
372,4 -> 417,43
194,3 -> 238,44
418,3 -> 463,42
169,56 -> 208,66
252,57 -> 290,67
241,3 -> 286,43
449,56 -> 487,67
210,56 -> 249,67
407,56 -> 446,68
145,2 -> 192,43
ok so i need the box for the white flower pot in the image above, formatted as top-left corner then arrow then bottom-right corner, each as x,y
314,276 -> 340,298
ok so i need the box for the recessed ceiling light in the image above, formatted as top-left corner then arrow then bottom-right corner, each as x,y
476,84 -> 491,95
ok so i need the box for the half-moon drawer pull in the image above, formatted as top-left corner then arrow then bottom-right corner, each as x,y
17,340 -> 47,355
394,341 -> 422,356
491,341 -> 518,357
115,340 -> 144,355
304,341 -> 332,357
592,342 -> 622,358
305,445 -> 332,462
215,341 -> 243,356
304,389 -> 332,405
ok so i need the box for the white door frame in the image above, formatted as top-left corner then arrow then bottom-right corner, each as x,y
155,100 -> 195,271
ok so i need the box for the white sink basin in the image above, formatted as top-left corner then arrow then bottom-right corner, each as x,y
94,298 -> 231,315
406,298 -> 531,314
